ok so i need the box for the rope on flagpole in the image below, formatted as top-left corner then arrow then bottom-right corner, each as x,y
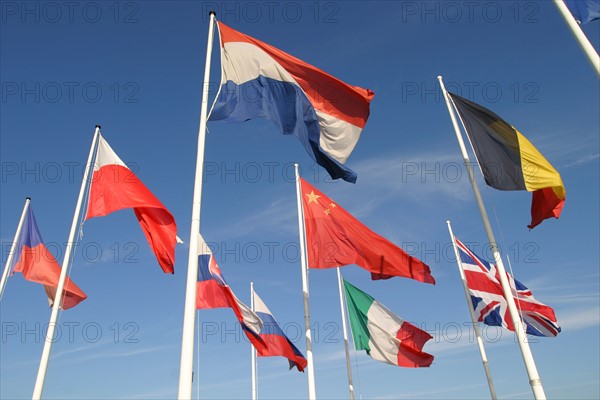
178,11 -> 217,399
439,75 -> 546,400
351,337 -> 363,400
344,290 -> 363,400
490,205 -> 527,324
196,310 -> 200,400
32,125 -> 101,399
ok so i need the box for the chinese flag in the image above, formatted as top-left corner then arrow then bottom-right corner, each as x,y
300,178 -> 434,284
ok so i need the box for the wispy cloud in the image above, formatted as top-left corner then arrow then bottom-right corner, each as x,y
48,342 -> 175,367
373,382 -> 487,399
120,387 -> 176,400
9,341 -> 110,368
210,197 -> 296,240
556,306 -> 600,331
528,129 -> 599,168
352,151 -> 473,201
321,151 -> 475,222
543,292 -> 600,306
562,153 -> 600,168
52,340 -> 108,359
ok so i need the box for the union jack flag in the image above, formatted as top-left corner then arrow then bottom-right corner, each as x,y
455,238 -> 561,337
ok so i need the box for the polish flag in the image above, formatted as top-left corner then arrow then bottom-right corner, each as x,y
86,135 -> 177,274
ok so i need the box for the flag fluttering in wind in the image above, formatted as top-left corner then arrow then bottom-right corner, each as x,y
252,289 -> 308,372
196,235 -> 267,353
85,135 -> 177,273
565,0 -> 600,23
343,279 -> 433,368
300,178 -> 435,283
209,21 -> 374,183
448,92 -> 565,229
455,238 -> 561,337
11,207 -> 87,309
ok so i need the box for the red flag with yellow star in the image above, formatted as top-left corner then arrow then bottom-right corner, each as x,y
300,178 -> 435,284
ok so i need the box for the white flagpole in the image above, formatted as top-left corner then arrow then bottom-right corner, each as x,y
294,163 -> 317,400
553,0 -> 600,77
32,125 -> 101,400
446,221 -> 497,400
336,268 -> 355,400
178,11 -> 217,400
438,75 -> 546,400
0,197 -> 31,300
251,282 -> 258,400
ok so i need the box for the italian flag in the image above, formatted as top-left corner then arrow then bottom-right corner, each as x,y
343,279 -> 434,368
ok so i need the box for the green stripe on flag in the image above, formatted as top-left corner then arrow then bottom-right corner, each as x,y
343,279 -> 375,353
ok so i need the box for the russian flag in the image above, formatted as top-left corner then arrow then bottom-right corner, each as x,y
196,235 -> 266,353
85,135 -> 177,274
252,290 -> 307,372
11,207 -> 87,310
209,21 -> 374,183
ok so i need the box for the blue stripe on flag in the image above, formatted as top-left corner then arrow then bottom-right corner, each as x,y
210,77 -> 357,183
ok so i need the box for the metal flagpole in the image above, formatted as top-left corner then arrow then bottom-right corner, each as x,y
178,10 -> 217,400
553,0 -> 600,77
446,221 -> 497,400
0,197 -> 31,300
336,268 -> 355,400
251,282 -> 258,400
294,163 -> 317,400
438,75 -> 546,400
32,125 -> 101,399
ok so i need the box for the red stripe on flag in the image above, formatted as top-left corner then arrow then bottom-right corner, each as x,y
478,301 -> 501,322
217,21 -> 374,128
13,244 -> 87,309
86,164 -> 177,274
529,187 -> 565,229
395,322 -> 434,368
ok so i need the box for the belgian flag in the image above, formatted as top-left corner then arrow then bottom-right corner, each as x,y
449,92 -> 565,229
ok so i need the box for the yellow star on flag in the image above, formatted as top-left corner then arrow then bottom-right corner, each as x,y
306,191 -> 321,204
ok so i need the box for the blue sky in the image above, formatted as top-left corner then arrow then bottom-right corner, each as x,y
1,1 -> 598,399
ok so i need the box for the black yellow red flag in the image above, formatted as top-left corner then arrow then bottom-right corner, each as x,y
449,93 -> 565,229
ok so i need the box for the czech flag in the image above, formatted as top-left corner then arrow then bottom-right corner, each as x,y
209,21 -> 374,183
252,290 -> 307,372
86,135 -> 177,273
11,206 -> 87,309
196,235 -> 267,353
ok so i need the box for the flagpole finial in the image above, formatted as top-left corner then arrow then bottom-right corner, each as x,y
95,124 -> 101,130
437,75 -> 443,80
26,197 -> 31,201
209,10 -> 216,17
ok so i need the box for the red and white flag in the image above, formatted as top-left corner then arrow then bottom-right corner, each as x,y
86,135 -> 177,274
